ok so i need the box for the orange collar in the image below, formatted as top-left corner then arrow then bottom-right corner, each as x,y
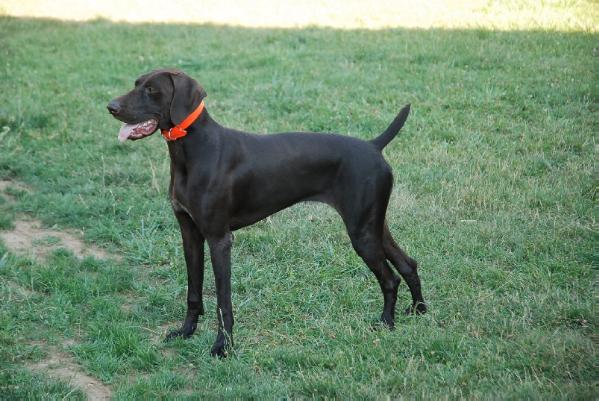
161,100 -> 205,141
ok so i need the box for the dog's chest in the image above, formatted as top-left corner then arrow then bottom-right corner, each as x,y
170,175 -> 194,217
171,195 -> 193,217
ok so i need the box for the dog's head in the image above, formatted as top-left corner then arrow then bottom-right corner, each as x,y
107,69 -> 207,142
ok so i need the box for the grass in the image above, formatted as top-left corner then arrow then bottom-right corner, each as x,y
0,9 -> 596,401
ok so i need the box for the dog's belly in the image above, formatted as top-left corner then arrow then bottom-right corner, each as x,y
228,196 -> 329,231
228,186 -> 332,230
227,156 -> 339,229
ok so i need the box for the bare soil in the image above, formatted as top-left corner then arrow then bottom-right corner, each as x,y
27,345 -> 112,401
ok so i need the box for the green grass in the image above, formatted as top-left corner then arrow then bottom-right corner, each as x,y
0,15 -> 596,400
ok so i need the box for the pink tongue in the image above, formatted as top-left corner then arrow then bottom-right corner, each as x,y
118,123 -> 137,142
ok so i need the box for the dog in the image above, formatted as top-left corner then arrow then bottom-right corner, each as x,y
107,69 -> 426,357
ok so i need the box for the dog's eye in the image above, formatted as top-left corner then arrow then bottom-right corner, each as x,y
146,86 -> 156,94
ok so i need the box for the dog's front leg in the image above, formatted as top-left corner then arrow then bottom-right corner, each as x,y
207,232 -> 234,357
166,211 -> 205,340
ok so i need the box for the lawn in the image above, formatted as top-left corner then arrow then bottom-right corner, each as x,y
0,6 -> 596,401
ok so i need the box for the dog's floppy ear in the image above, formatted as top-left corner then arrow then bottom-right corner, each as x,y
169,71 -> 207,126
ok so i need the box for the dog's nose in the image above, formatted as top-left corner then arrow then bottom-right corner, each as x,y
107,100 -> 121,115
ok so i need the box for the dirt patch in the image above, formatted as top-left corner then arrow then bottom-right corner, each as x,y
28,346 -> 112,401
0,179 -> 117,262
3,281 -> 35,298
0,179 -> 30,200
3,180 -> 116,400
0,219 -> 112,261
0,179 -> 30,190
156,321 -> 178,341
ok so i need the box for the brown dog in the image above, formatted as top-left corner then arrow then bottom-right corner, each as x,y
108,69 -> 426,357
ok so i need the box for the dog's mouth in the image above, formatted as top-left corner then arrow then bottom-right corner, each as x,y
118,119 -> 159,142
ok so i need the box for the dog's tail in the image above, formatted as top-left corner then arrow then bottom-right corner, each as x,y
370,104 -> 411,151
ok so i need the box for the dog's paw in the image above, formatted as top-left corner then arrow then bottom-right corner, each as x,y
404,302 -> 427,316
380,313 -> 395,330
210,335 -> 232,358
164,323 -> 197,342
369,315 -> 395,332
210,344 -> 228,358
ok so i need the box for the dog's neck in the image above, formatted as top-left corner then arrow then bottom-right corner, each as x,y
161,100 -> 206,141
166,108 -> 221,172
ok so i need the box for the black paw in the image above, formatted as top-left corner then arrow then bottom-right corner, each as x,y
210,344 -> 228,358
369,314 -> 394,331
164,323 -> 197,342
380,314 -> 395,330
210,336 -> 232,358
404,302 -> 427,315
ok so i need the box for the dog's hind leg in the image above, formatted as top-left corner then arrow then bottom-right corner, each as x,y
383,224 -> 426,315
341,185 -> 400,327
337,166 -> 403,327
347,221 -> 400,328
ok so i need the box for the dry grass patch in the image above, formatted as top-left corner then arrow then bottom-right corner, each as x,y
27,344 -> 112,401
0,219 -> 112,261
0,180 -> 117,262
